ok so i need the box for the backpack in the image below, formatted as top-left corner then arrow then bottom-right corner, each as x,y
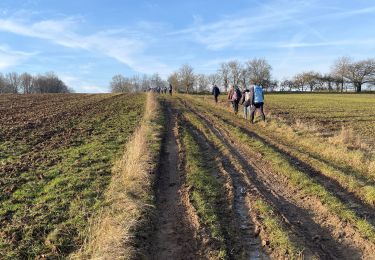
245,91 -> 251,102
232,88 -> 241,101
254,85 -> 263,103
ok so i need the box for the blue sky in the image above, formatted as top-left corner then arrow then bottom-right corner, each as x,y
0,0 -> 374,93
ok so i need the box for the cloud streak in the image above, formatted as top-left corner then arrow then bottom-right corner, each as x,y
0,16 -> 171,75
0,45 -> 35,70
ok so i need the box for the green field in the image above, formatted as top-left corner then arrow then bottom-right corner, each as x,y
0,94 -> 145,259
265,93 -> 375,143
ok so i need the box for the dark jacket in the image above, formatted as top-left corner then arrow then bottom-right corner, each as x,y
212,86 -> 220,96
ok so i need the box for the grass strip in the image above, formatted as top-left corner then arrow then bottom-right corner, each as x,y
72,92 -> 163,259
182,125 -> 228,259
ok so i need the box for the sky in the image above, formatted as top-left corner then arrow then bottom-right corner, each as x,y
0,0 -> 374,93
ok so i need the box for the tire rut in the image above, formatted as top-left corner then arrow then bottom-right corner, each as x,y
186,121 -> 268,259
180,98 -> 368,259
151,104 -> 198,260
211,110 -> 375,226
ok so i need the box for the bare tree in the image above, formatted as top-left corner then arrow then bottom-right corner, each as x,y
178,64 -> 195,93
207,73 -> 220,87
6,72 -> 20,93
0,73 -> 8,93
299,71 -> 321,92
219,62 -> 230,92
345,58 -> 375,92
246,58 -> 272,88
168,72 -> 180,93
150,73 -> 164,91
280,79 -> 294,91
196,74 -> 210,93
20,72 -> 33,94
292,73 -> 307,91
32,72 -> 69,93
331,56 -> 351,92
110,74 -> 131,93
140,74 -> 150,91
239,68 -> 248,89
228,60 -> 241,86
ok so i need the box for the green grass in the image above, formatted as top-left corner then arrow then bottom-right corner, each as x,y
0,94 -> 145,259
182,126 -> 228,259
265,93 -> 375,140
253,200 -> 300,257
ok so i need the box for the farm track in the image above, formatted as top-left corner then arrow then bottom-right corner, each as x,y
191,98 -> 375,225
201,104 -> 375,223
151,104 -> 199,260
184,119 -> 268,259
179,97 -> 375,259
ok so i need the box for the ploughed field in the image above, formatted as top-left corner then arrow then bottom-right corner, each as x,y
0,93 -> 145,258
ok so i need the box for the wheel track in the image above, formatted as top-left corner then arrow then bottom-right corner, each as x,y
206,106 -> 375,224
179,97 -> 371,259
151,102 -> 199,260
185,120 -> 268,259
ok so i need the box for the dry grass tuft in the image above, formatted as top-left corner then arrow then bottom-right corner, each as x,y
294,119 -> 319,133
329,126 -> 370,151
71,92 -> 162,260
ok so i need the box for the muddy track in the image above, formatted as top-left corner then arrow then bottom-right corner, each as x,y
151,103 -> 198,260
199,102 -> 375,225
180,98 -> 375,259
185,120 -> 268,259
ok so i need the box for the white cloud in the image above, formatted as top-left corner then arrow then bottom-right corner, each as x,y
60,74 -> 108,93
0,16 -> 171,75
0,45 -> 35,70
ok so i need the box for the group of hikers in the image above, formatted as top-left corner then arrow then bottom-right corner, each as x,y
149,84 -> 173,95
212,83 -> 266,123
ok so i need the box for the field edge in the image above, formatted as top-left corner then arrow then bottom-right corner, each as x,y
70,92 -> 164,259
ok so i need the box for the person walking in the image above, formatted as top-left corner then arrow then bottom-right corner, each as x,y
250,83 -> 266,123
228,85 -> 241,114
212,84 -> 220,103
168,83 -> 173,95
240,87 -> 251,119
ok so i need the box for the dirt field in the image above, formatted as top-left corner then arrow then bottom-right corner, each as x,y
2,92 -> 375,259
0,93 -> 145,259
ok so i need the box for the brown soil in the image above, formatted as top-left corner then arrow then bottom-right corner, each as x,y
151,105 -> 199,260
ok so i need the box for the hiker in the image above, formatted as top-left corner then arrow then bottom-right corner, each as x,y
169,84 -> 173,95
240,87 -> 251,119
228,85 -> 241,114
212,84 -> 220,103
250,83 -> 266,123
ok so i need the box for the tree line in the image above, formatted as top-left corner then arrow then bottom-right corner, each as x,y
110,73 -> 167,93
112,56 -> 375,93
280,57 -> 375,92
0,72 -> 72,94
